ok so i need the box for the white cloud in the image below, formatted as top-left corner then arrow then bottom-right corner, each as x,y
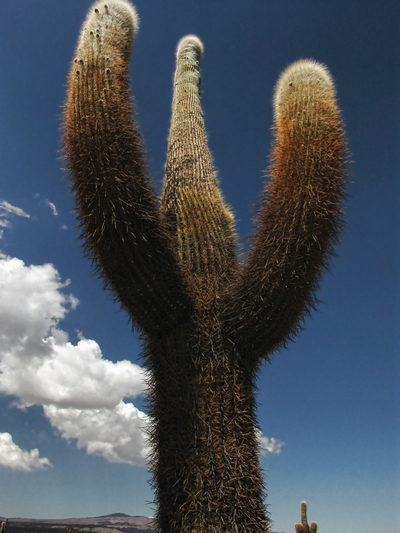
0,331 -> 147,410
45,200 -> 58,216
45,401 -> 150,466
0,253 -> 149,466
0,201 -> 30,239
0,200 -> 30,219
257,431 -> 285,455
0,432 -> 52,471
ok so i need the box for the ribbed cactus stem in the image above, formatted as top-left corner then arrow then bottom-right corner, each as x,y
162,37 -> 237,292
295,501 -> 318,533
224,59 -> 347,361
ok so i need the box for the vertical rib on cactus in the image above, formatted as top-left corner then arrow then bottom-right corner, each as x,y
63,1 -> 348,532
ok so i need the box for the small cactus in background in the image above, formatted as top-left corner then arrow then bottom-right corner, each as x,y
295,501 -> 318,533
63,1 -> 347,531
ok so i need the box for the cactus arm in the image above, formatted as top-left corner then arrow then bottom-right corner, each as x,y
63,1 -> 192,337
295,501 -> 318,533
161,36 -> 238,299
224,60 -> 347,360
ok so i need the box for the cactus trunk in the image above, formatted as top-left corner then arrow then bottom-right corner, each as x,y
63,1 -> 347,531
147,328 -> 267,531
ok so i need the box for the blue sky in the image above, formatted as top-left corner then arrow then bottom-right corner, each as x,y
0,1 -> 398,532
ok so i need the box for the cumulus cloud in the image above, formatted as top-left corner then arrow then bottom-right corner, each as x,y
0,432 -> 52,471
0,253 -> 149,466
45,401 -> 150,466
257,431 -> 285,455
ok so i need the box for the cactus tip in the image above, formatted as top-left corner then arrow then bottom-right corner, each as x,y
176,34 -> 204,59
276,59 -> 334,93
82,0 -> 140,40
273,58 -> 336,121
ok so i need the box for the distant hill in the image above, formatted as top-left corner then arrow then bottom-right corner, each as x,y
0,514 -> 155,533
97,513 -> 132,518
0,514 -> 285,533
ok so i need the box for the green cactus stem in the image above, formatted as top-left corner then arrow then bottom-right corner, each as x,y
63,1 -> 347,531
295,501 -> 318,533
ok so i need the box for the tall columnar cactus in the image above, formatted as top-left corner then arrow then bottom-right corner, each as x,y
63,1 -> 347,532
295,501 -> 318,533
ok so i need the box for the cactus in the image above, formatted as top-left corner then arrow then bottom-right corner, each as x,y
62,1 -> 347,531
295,501 -> 318,533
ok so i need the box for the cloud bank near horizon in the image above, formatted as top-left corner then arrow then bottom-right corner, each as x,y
0,251 -> 150,470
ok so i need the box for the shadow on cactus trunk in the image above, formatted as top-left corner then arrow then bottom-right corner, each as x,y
62,1 -> 348,531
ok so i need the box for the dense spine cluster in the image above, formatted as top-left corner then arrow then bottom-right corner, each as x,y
63,1 -> 347,531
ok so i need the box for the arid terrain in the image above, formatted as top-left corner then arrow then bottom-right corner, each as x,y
0,513 -> 286,533
0,513 -> 155,533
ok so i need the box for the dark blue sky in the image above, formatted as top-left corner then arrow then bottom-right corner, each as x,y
0,2 -> 398,532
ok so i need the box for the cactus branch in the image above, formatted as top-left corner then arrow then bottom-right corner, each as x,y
161,35 -> 238,299
63,1 -> 192,338
224,60 -> 347,361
